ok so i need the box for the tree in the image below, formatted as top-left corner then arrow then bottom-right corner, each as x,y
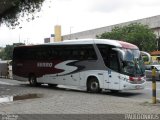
96,23 -> 157,52
0,43 -> 25,60
0,0 -> 45,28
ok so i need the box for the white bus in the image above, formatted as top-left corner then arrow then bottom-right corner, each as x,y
12,39 -> 150,92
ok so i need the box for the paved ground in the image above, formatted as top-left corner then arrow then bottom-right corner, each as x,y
0,78 -> 160,120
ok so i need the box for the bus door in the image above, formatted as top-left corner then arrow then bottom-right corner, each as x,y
108,52 -> 120,90
97,45 -> 120,89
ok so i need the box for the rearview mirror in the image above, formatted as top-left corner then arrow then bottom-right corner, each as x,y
141,51 -> 151,63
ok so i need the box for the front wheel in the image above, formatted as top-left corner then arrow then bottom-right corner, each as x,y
87,78 -> 101,93
110,90 -> 119,93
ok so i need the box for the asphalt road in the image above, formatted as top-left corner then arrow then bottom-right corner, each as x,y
0,79 -> 160,101
115,81 -> 160,100
0,78 -> 160,120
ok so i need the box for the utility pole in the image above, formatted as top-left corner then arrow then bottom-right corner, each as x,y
19,26 -> 22,43
70,26 -> 73,40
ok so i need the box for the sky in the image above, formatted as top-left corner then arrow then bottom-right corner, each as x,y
1,0 -> 160,47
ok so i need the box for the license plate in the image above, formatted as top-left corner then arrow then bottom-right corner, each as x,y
135,85 -> 142,89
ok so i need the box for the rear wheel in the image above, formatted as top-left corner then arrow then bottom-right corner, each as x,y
29,75 -> 38,87
48,84 -> 58,87
87,77 -> 101,93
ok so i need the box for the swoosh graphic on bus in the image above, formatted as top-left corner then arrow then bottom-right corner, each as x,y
54,60 -> 78,75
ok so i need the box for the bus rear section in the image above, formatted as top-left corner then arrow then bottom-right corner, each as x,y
12,44 -> 104,91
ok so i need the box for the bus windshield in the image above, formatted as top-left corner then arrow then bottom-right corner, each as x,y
121,49 -> 145,76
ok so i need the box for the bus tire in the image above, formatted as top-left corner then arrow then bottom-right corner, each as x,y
110,90 -> 119,93
48,84 -> 57,87
29,75 -> 38,87
87,77 -> 101,93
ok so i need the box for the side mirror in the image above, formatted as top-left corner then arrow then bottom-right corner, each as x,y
140,51 -> 151,63
112,48 -> 125,61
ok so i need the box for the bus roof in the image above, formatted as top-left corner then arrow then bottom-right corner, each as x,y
17,39 -> 138,49
52,39 -> 121,46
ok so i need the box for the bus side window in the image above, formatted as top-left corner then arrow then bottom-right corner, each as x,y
27,48 -> 36,60
79,50 -> 85,60
72,50 -> 79,60
70,45 -> 97,60
14,48 -> 28,60
53,47 -> 59,60
88,50 -> 97,60
85,46 -> 97,60
97,44 -> 109,66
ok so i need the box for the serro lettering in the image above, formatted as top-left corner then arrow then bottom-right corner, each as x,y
37,62 -> 53,67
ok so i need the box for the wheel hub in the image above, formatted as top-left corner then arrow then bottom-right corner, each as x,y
91,82 -> 98,90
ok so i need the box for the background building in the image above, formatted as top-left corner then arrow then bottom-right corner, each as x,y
44,38 -> 50,43
54,25 -> 62,42
62,15 -> 160,40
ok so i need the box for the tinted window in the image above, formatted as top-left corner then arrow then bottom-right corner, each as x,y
97,44 -> 120,72
56,45 -> 97,60
13,45 -> 97,61
13,47 -> 28,59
